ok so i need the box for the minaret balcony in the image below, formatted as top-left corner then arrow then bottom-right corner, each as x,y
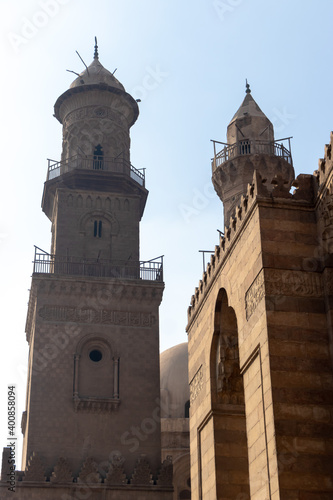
212,139 -> 292,172
33,247 -> 163,282
47,154 -> 145,187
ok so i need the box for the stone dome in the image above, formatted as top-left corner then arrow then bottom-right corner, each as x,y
70,57 -> 125,92
160,343 -> 190,418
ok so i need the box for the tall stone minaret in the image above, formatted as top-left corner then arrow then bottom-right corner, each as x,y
212,82 -> 295,224
0,41 -> 172,499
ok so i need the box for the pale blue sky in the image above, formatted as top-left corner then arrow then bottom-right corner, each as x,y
0,0 -> 332,467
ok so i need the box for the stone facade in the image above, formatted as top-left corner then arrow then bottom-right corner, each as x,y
187,88 -> 333,499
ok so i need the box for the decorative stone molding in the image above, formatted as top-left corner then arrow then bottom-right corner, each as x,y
22,453 -> 46,482
190,365 -> 204,404
33,278 -> 163,302
64,105 -> 127,129
105,455 -> 127,485
73,396 -> 120,413
78,457 -> 101,483
157,456 -> 173,486
39,305 -> 155,328
50,457 -> 73,483
130,456 -> 153,485
245,270 -> 265,320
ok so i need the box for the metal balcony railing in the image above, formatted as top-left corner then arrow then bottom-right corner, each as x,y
211,138 -> 292,171
47,154 -> 145,187
33,247 -> 163,282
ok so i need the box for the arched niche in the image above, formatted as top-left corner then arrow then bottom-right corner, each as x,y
73,334 -> 120,413
210,288 -> 244,407
209,288 -> 250,498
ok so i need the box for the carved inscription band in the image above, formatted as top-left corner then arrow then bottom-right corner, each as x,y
245,271 -> 265,320
39,305 -> 154,328
245,269 -> 323,320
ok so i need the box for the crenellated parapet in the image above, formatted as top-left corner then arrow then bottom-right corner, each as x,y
315,131 -> 333,189
187,169 -> 317,326
0,449 -> 173,493
315,132 -> 333,257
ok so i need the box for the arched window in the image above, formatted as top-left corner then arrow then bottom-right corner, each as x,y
93,144 -> 104,170
179,490 -> 191,499
93,220 -> 102,238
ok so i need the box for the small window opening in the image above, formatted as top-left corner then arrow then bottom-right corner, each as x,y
239,140 -> 251,155
93,220 -> 102,238
185,400 -> 190,418
93,144 -> 104,170
89,349 -> 102,362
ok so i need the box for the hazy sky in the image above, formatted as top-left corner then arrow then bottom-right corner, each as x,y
0,0 -> 332,468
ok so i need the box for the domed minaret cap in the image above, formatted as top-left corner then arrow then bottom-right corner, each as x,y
227,80 -> 274,144
54,38 -> 139,127
69,37 -> 125,91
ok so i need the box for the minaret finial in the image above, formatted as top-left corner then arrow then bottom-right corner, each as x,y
94,36 -> 99,60
245,79 -> 251,94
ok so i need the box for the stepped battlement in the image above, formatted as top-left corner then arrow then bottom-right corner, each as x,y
315,130 -> 333,191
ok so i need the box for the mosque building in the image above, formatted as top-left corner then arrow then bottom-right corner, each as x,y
1,42 -> 333,500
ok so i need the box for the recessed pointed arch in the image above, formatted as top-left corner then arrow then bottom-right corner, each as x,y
73,333 -> 120,412
209,287 -> 250,497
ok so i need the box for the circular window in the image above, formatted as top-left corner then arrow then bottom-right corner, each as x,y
89,349 -> 103,362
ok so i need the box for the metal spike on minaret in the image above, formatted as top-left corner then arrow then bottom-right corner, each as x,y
245,79 -> 251,94
94,36 -> 99,60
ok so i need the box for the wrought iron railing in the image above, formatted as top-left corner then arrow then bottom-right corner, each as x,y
212,139 -> 292,171
47,154 -> 145,187
33,247 -> 163,282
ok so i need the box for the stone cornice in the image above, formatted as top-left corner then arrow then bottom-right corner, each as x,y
25,274 -> 164,344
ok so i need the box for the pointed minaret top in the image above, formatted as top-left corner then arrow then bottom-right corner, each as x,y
245,79 -> 251,94
94,36 -> 99,60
